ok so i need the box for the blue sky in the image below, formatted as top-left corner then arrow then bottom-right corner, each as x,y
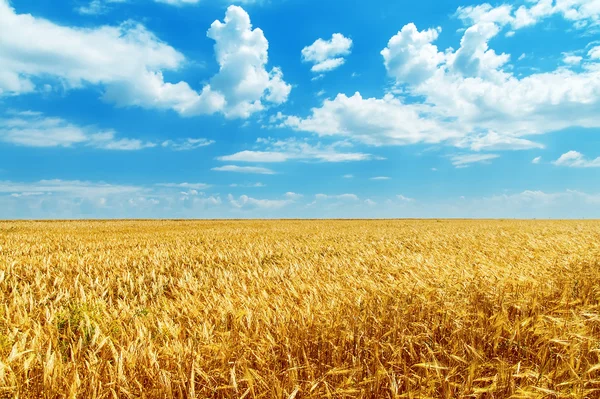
1,0 -> 600,218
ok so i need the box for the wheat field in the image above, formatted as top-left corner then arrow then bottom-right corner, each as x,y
0,220 -> 599,398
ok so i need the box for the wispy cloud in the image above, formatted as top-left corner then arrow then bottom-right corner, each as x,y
162,138 -> 215,151
218,138 -> 375,163
301,33 -> 353,73
228,194 -> 292,209
230,182 -> 266,188
450,154 -> 500,168
553,151 -> 600,168
0,112 -> 155,150
155,183 -> 211,190
212,165 -> 276,174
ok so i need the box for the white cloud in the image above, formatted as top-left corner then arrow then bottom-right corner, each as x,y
156,182 -> 211,190
0,2 -> 289,119
279,92 -> 462,146
0,112 -> 155,150
553,150 -> 600,167
196,6 -> 291,118
0,179 -> 143,197
532,156 -> 542,164
370,176 -> 390,180
457,1 -> 600,32
218,137 -> 374,163
212,165 -> 276,174
284,192 -> 303,200
342,174 -> 354,178
381,23 -> 445,85
281,16 -> 600,151
314,193 -> 358,201
564,54 -> 583,65
77,0 -> 127,15
364,199 -> 377,206
229,182 -> 265,188
228,194 -> 291,209
301,33 -> 353,73
397,194 -> 414,202
78,0 -> 261,15
459,131 -> 545,151
455,4 -> 514,26
272,4 -> 600,161
161,138 -> 215,151
450,153 -> 499,168
446,22 -> 509,80
589,46 -> 600,60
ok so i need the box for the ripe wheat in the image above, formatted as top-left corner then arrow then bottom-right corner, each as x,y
0,220 -> 599,398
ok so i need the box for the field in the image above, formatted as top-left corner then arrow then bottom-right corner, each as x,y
1,220 -> 600,398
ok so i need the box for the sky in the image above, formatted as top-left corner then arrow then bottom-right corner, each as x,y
1,0 -> 600,219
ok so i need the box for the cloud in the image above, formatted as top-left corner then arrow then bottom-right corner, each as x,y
195,5 -> 291,118
229,182 -> 265,188
381,23 -> 445,85
301,33 -> 353,73
279,92 -> 462,146
553,150 -> 600,167
532,156 -> 542,164
77,0 -> 127,15
370,176 -> 390,180
0,179 -> 143,197
280,4 -> 600,159
0,2 -> 289,119
211,165 -> 276,174
456,1 -> 600,32
218,137 -> 375,163
161,138 -> 215,151
397,194 -> 414,202
283,192 -> 303,200
156,182 -> 211,190
3,179 -> 600,219
450,153 -> 499,168
0,111 -> 155,150
314,193 -> 359,201
459,131 -> 545,151
342,174 -> 354,178
564,54 -> 583,65
228,194 -> 291,209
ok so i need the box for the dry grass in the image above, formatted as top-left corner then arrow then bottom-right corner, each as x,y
1,220 -> 600,398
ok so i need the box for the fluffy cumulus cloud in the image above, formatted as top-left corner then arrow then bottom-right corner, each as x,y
456,1 -> 600,31
380,23 -> 445,85
0,2 -> 289,119
553,151 -> 600,167
217,137 -> 374,163
301,33 -> 353,73
278,93 -> 462,146
202,6 -> 291,118
276,1 -> 600,167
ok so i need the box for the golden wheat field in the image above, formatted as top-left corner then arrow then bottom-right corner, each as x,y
1,220 -> 600,398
